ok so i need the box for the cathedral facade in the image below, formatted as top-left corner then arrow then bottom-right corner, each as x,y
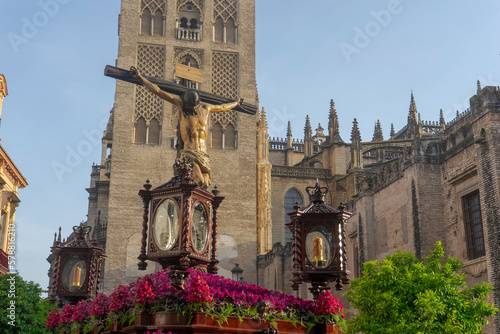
73,0 -> 499,332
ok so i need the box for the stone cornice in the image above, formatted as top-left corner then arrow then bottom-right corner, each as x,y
0,145 -> 27,188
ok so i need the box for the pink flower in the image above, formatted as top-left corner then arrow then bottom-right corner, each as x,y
60,304 -> 74,324
185,273 -> 213,303
73,299 -> 90,322
314,290 -> 343,316
90,293 -> 109,317
109,284 -> 131,313
134,277 -> 156,304
46,308 -> 60,328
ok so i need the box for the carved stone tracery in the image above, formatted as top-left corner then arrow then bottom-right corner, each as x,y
177,0 -> 204,22
135,44 -> 166,125
211,51 -> 238,129
141,0 -> 167,15
213,0 -> 237,23
174,48 -> 204,70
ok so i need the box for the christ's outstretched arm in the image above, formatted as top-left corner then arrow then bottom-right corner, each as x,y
209,98 -> 244,112
130,66 -> 182,108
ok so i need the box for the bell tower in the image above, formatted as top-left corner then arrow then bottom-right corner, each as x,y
91,0 -> 258,293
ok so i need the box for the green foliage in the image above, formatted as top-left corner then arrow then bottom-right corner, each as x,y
345,242 -> 498,334
0,273 -> 55,334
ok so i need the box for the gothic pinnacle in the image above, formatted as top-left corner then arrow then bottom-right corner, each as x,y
305,115 -> 312,134
351,118 -> 361,142
390,123 -> 395,139
287,120 -> 292,137
372,120 -> 383,141
477,80 -> 482,94
259,107 -> 267,129
409,91 -> 418,116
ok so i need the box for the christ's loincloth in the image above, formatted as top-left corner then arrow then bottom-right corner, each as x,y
180,149 -> 212,178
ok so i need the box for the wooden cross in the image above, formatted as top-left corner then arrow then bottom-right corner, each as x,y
104,65 -> 257,115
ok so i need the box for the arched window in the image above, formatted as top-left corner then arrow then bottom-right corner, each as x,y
141,8 -> 152,35
148,118 -> 161,145
153,10 -> 163,36
214,17 -> 224,42
134,117 -> 147,144
134,117 -> 161,145
225,124 -> 236,149
190,18 -> 198,29
211,123 -> 223,148
180,17 -> 188,28
284,188 -> 303,243
226,18 -> 236,44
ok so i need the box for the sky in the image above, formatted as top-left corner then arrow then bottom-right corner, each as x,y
0,0 -> 499,290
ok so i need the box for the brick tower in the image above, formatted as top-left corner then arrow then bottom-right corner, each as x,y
87,0 -> 258,293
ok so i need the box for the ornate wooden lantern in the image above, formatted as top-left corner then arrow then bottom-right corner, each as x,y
138,157 -> 223,287
286,181 -> 351,299
49,223 -> 105,305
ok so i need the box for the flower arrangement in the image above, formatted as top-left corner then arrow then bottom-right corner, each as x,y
46,268 -> 345,333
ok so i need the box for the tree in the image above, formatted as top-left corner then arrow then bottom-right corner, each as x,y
0,273 -> 54,334
345,242 -> 497,334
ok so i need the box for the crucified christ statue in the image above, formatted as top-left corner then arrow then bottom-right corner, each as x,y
130,66 -> 243,189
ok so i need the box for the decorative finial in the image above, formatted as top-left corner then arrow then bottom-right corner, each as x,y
439,109 -> 445,128
287,121 -> 292,137
212,185 -> 220,196
390,123 -> 395,139
477,80 -> 482,94
306,181 -> 328,203
143,179 -> 152,191
73,223 -> 92,240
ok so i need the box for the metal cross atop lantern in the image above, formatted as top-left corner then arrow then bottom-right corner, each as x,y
138,157 -> 224,289
49,223 -> 105,306
286,181 -> 351,299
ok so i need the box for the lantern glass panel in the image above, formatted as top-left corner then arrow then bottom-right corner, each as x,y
191,202 -> 209,253
62,255 -> 86,292
153,199 -> 180,251
306,225 -> 334,268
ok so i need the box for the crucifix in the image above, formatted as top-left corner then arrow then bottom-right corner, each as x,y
104,65 -> 257,189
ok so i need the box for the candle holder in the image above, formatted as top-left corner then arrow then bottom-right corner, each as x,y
286,181 -> 351,300
48,223 -> 105,306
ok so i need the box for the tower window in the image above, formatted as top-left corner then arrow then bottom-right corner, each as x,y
134,117 -> 161,145
180,17 -> 188,28
190,18 -> 198,29
462,190 -> 485,260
